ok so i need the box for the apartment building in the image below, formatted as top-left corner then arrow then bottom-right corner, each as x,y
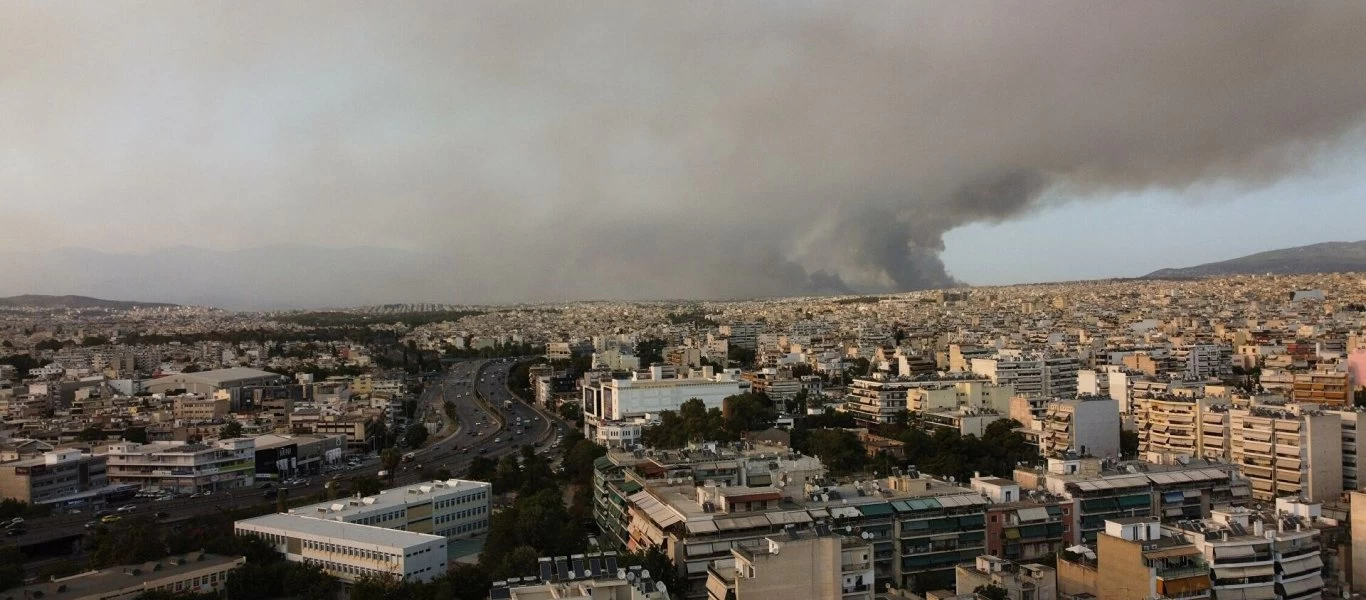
1330,409 -> 1363,490
973,476 -> 1075,562
287,479 -> 491,540
581,367 -> 741,445
1168,507 -> 1324,600
971,353 -> 1079,398
0,449 -> 109,506
1291,371 -> 1350,407
105,438 -> 256,493
235,512 -> 447,583
170,394 -> 229,422
3,552 -> 244,600
1015,456 -> 1250,543
1038,396 -> 1120,460
1176,344 -> 1234,380
706,530 -> 875,600
1137,396 -> 1204,459
843,376 -> 1000,427
596,450 -> 987,597
1229,405 -> 1342,502
490,554 -> 667,600
954,555 -> 1057,600
1058,517 -> 1211,600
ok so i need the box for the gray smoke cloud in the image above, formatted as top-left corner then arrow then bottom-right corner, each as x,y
3,2 -> 1366,305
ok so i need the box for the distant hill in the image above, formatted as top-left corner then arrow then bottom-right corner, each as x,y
1144,240 -> 1366,279
0,295 -> 179,310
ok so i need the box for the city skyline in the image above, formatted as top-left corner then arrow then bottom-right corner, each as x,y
5,2 -> 1366,308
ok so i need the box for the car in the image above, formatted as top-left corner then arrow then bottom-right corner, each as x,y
155,511 -> 170,519
100,515 -> 122,524
116,505 -> 137,513
190,493 -> 203,499
84,521 -> 99,530
494,438 -> 502,443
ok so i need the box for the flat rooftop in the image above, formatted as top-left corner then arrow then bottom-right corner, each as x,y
237,513 -> 444,549
1,552 -> 244,600
288,479 -> 490,519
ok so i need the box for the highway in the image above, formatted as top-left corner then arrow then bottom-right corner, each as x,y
10,357 -> 561,554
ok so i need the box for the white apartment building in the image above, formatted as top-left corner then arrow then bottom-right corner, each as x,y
843,376 -> 1004,427
1229,405 -> 1341,503
582,366 -> 740,445
1168,507 -> 1324,600
1039,396 -> 1121,460
288,479 -> 491,540
105,438 -> 256,494
1329,409 -> 1362,490
236,512 -> 447,583
971,352 -> 1079,398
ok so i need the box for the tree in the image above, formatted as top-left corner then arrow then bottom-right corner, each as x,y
403,423 -> 429,449
77,425 -> 105,442
727,346 -> 757,367
801,429 -> 867,475
124,426 -> 149,444
467,456 -> 497,482
557,402 -> 583,425
635,339 -> 666,365
380,448 -> 403,483
493,455 -> 522,494
0,545 -> 24,592
723,392 -> 777,435
974,584 -> 1009,600
1120,428 -> 1140,459
220,421 -> 243,439
351,475 -> 383,496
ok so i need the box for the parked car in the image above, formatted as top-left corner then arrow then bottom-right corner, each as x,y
100,515 -> 121,524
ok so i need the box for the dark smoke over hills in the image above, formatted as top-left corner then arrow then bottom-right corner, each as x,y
2,3 -> 1366,305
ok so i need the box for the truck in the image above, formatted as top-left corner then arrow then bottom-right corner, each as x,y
401,452 -> 416,463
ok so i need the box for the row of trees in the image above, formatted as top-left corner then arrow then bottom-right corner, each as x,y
639,394 -> 778,448
789,411 -> 1040,482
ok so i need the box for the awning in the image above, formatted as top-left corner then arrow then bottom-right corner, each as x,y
684,520 -> 717,534
858,503 -> 894,517
1183,489 -> 1202,498
1163,491 -> 1185,503
1213,586 -> 1277,600
1213,545 -> 1256,560
1278,574 -> 1324,598
830,507 -> 863,519
1004,528 -> 1021,540
1016,507 -> 1050,522
1214,564 -> 1274,579
1278,553 -> 1323,576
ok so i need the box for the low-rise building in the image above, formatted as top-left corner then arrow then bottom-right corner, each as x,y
0,552 -> 244,600
235,512 -> 447,583
706,530 -> 875,600
954,555 -> 1056,600
489,553 -> 667,600
1057,517 -> 1211,600
104,438 -> 256,494
286,479 -> 491,540
0,449 -> 109,507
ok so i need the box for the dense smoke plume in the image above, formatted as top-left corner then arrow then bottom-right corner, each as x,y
3,2 -> 1366,306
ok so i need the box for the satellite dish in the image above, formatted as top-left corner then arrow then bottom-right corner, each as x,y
641,569 -> 651,579
657,583 -> 668,593
626,572 -> 636,582
845,526 -> 853,533
617,569 -> 627,580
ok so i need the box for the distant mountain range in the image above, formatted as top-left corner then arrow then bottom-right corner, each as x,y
0,295 -> 179,310
1144,240 -> 1366,279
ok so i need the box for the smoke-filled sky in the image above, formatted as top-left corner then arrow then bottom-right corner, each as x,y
5,2 -> 1366,306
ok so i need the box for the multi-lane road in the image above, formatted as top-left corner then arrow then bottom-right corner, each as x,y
11,358 -> 563,554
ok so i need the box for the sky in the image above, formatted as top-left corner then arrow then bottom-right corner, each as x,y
3,2 -> 1366,306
